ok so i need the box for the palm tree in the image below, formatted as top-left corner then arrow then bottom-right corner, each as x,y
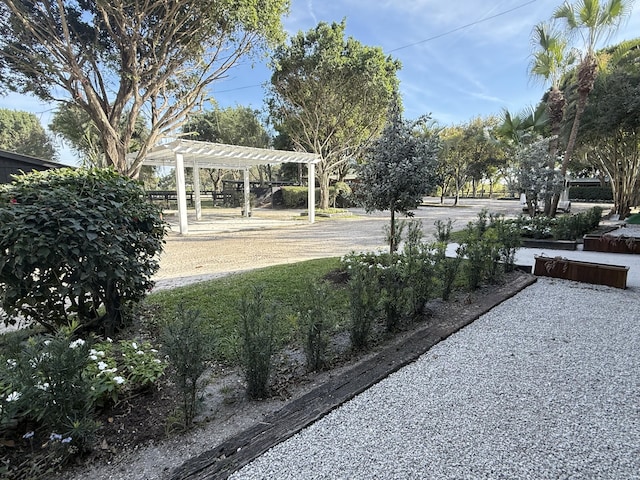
530,21 -> 575,158
551,0 -> 633,214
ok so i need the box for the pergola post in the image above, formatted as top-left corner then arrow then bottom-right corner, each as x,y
175,153 -> 189,234
193,159 -> 202,221
308,162 -> 315,224
243,168 -> 251,217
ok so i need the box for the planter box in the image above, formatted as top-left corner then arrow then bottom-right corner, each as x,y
533,255 -> 629,289
522,238 -> 578,251
583,234 -> 640,254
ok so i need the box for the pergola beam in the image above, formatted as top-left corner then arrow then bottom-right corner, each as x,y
134,139 -> 321,234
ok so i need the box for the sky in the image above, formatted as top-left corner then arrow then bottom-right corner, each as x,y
3,0 -> 640,165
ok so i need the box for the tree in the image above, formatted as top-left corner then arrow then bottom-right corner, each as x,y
356,95 -> 439,254
517,137 -> 564,216
575,40 -> 640,217
549,0 -> 633,214
183,106 -> 272,191
50,103 -> 148,168
438,117 -> 505,205
0,108 -> 56,159
268,20 -> 400,209
0,0 -> 289,178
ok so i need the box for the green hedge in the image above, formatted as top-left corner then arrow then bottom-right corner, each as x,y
569,186 -> 613,201
279,186 -> 347,208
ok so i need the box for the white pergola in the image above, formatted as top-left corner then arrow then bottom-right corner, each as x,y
137,139 -> 321,234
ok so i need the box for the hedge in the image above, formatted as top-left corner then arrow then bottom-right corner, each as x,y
568,186 -> 613,202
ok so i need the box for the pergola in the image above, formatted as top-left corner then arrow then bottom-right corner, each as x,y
137,139 -> 321,234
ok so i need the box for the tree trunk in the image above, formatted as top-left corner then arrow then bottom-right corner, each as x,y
549,56 -> 597,217
319,172 -> 330,210
389,208 -> 396,255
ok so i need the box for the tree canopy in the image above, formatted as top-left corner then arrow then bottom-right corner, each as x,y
0,108 -> 57,159
573,39 -> 640,217
0,0 -> 289,177
356,95 -> 439,253
268,19 -> 400,209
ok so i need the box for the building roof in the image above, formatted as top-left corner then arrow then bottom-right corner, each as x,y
0,149 -> 70,170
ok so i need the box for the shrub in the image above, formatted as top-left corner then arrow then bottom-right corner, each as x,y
345,267 -> 377,351
162,305 -> 213,428
568,186 -> 613,201
299,282 -> 335,372
551,206 -> 604,240
458,211 -> 522,289
0,168 -> 167,335
238,286 -> 278,399
434,219 -> 453,242
0,324 -> 99,454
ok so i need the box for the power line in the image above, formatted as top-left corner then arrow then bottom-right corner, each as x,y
212,0 -> 538,94
387,0 -> 537,53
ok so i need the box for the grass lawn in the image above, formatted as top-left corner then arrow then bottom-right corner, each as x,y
144,257 -> 349,362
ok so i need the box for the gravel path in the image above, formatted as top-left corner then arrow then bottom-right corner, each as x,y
231,278 -> 640,480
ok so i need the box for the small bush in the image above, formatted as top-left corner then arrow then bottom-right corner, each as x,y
345,268 -> 377,351
299,282 -> 335,372
162,305 -> 213,428
552,206 -> 604,240
238,286 -> 278,399
0,324 -> 99,453
434,219 -> 453,242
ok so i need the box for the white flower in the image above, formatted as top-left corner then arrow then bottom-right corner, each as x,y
113,376 -> 125,385
69,339 -> 85,349
6,391 -> 21,402
137,350 -> 145,355
36,382 -> 50,391
89,355 -> 98,361
106,337 -> 113,343
153,359 -> 162,364
89,349 -> 105,357
49,432 -> 62,441
97,361 -> 108,371
43,340 -> 51,346
150,349 -> 158,353
23,431 -> 34,439
6,359 -> 16,369
131,342 -> 138,350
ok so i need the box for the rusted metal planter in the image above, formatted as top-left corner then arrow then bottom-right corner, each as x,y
533,255 -> 629,289
583,234 -> 640,254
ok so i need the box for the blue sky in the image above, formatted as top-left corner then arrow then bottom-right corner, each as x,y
3,0 -> 640,164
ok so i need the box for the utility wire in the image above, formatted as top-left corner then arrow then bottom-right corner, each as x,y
388,0 -> 537,52
214,0 -> 538,93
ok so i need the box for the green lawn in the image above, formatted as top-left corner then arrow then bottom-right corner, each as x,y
144,257 -> 348,362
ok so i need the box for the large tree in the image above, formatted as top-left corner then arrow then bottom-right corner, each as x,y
356,94 -> 439,254
0,108 -> 57,159
574,40 -> 640,217
268,20 -> 400,209
548,0 -> 633,214
530,21 -> 576,214
0,0 -> 289,178
183,106 -> 272,190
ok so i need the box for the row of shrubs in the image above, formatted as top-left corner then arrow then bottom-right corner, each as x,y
511,206 -> 603,240
568,186 -> 613,202
275,183 -> 352,208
